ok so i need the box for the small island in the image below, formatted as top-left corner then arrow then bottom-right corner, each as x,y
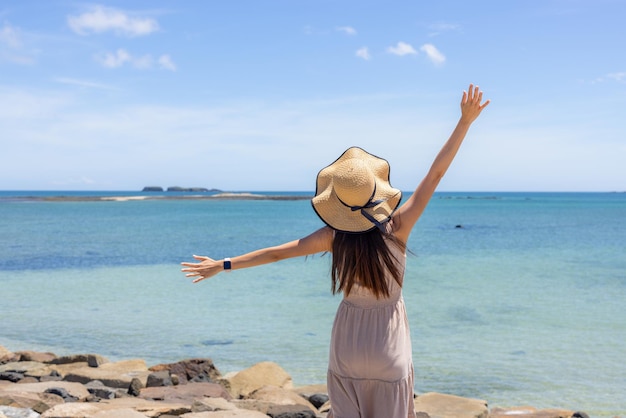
141,186 -> 221,193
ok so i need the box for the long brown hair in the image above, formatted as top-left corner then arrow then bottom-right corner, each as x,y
331,226 -> 405,299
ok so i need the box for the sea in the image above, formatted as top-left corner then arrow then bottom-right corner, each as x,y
0,190 -> 624,417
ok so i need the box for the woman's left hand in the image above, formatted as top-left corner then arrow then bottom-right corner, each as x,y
181,255 -> 222,283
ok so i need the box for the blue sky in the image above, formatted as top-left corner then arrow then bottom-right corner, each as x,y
1,0 -> 624,191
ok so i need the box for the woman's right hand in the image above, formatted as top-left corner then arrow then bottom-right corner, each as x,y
181,255 -> 222,283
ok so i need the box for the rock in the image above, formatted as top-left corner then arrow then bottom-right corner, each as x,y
149,359 -> 221,385
15,351 -> 57,364
97,397 -> 191,416
222,362 -> 293,398
87,354 -> 109,368
191,397 -> 238,412
40,402 -> 103,417
181,410 -> 269,417
142,186 -> 164,192
44,387 -> 78,402
63,359 -> 150,389
572,413 -> 590,418
85,381 -> 116,400
1,381 -> 91,402
0,391 -> 64,413
306,393 -> 329,409
0,347 -> 19,364
489,406 -> 575,418
0,373 -> 24,383
48,354 -> 91,365
146,371 -> 173,387
247,386 -> 316,412
414,392 -> 488,418
92,408 -> 147,418
0,406 -> 40,418
139,382 -> 231,403
266,404 -> 317,417
0,362 -> 52,379
127,378 -> 143,397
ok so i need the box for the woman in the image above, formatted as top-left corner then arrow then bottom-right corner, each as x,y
182,84 -> 489,417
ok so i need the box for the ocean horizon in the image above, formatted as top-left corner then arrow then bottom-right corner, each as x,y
1,190 -> 625,417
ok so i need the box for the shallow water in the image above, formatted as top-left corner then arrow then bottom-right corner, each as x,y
1,192 -> 625,416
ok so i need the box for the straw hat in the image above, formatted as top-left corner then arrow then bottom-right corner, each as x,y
311,147 -> 402,233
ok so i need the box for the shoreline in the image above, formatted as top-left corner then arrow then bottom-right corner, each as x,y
0,345 -> 599,418
0,192 -> 313,202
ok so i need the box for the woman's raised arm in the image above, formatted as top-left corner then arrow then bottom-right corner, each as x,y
181,226 -> 333,283
393,84 -> 490,243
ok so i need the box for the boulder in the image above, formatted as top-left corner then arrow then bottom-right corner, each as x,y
149,359 -> 221,384
0,361 -> 52,379
140,382 -> 231,403
40,402 -> 103,417
146,370 -> 173,387
0,390 -> 64,413
0,406 -> 40,418
489,406 -> 576,418
0,347 -> 18,364
14,351 -> 57,364
181,410 -> 269,418
414,392 -> 488,418
63,359 -> 150,388
222,362 -> 293,398
247,386 -> 316,412
191,397 -> 238,412
1,381 -> 91,401
92,408 -> 148,418
98,397 -> 191,416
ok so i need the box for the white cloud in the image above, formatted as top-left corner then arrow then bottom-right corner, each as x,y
606,72 -> 626,83
67,5 -> 159,37
96,49 -> 175,71
420,43 -> 445,65
97,48 -> 131,68
355,47 -> 371,60
336,26 -> 357,36
0,23 -> 21,48
158,54 -> 177,71
387,41 -> 417,56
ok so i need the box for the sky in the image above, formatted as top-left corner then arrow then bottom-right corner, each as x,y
1,0 -> 624,192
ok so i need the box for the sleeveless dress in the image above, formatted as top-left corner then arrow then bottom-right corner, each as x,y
327,242 -> 416,418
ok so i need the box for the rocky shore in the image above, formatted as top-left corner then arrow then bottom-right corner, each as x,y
0,346 -> 596,418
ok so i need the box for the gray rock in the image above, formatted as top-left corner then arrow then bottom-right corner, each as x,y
0,373 -> 24,383
0,406 -> 41,418
146,371 -> 173,387
127,378 -> 143,397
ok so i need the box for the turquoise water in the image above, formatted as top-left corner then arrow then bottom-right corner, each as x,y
1,192 -> 625,417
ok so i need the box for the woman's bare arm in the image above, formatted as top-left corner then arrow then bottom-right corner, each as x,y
393,84 -> 489,243
181,226 -> 333,283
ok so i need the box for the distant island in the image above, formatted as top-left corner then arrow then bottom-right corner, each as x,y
142,186 -> 222,192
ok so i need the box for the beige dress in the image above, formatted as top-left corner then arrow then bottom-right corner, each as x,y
327,242 -> 416,418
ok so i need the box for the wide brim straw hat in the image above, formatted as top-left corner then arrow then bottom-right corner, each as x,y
311,147 -> 402,233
